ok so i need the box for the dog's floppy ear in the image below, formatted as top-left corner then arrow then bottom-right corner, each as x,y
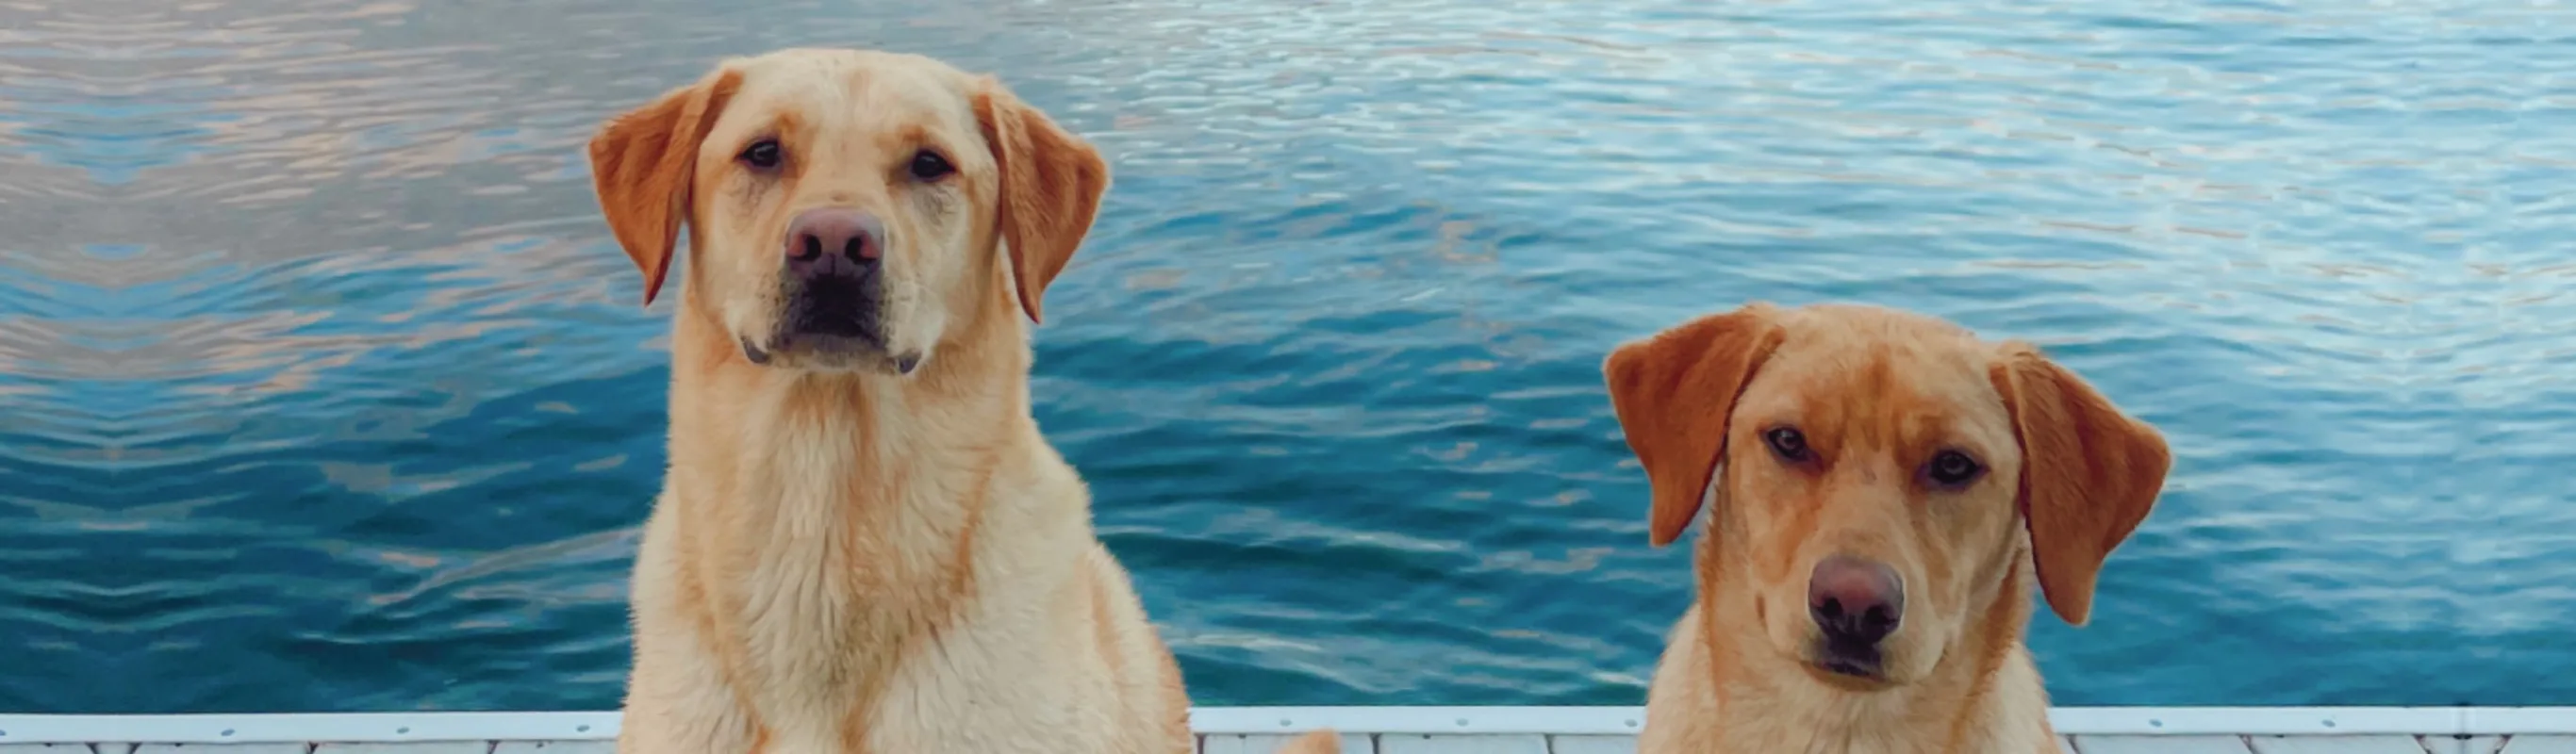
974,78 -> 1110,325
1989,342 -> 2171,626
1603,303 -> 1786,548
587,66 -> 743,307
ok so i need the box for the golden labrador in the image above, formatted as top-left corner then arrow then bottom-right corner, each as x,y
585,48 -> 1340,754
1602,303 -> 2171,753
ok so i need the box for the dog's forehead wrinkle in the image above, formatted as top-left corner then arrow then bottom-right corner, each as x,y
732,54 -> 966,146
1758,321 -> 2004,461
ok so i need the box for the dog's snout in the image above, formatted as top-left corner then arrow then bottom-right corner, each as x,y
774,206 -> 891,352
785,207 -> 885,272
1808,555 -> 1904,646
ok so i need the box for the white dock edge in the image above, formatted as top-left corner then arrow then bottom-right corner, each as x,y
3,708 -> 2573,752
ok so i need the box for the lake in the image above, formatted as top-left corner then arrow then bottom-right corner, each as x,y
0,0 -> 2569,713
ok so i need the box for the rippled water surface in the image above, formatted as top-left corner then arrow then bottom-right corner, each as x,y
3,0 -> 2574,713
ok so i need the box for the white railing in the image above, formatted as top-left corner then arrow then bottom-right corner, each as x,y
1,707 -> 2570,744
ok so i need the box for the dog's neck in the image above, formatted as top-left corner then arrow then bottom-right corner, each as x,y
1693,533 -> 2044,753
652,275 -> 1074,742
657,270 -> 1054,604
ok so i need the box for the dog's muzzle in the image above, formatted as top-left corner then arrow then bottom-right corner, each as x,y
741,207 -> 918,374
1808,555 -> 1904,680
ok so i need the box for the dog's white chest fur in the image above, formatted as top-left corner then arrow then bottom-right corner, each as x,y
622,392 -> 1142,754
729,402 -> 882,727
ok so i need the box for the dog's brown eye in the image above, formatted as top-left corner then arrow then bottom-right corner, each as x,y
1926,451 -> 1982,487
908,149 -> 954,180
1762,426 -> 1809,463
740,139 -> 782,170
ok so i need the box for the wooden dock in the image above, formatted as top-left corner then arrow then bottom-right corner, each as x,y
3,707 -> 2568,753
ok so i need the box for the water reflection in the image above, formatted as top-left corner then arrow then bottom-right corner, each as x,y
0,0 -> 2571,714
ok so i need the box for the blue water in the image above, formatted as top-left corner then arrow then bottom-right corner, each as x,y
2,0 -> 2572,714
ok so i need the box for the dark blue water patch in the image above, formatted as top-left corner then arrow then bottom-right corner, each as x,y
0,372 -> 670,713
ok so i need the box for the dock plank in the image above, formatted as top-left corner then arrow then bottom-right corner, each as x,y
1545,735 -> 1637,754
1203,732 -> 1376,754
495,743 -> 617,753
2250,736 -> 2429,753
1377,733 -> 1546,753
2073,735 -> 2254,754
16,708 -> 2552,754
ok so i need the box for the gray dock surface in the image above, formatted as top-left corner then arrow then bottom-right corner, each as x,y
5,707 -> 2568,753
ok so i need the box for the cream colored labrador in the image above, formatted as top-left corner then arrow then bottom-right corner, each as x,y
1603,303 -> 2171,753
586,48 -> 1336,754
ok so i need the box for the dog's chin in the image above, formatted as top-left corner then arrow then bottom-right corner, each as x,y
1795,643 -> 1907,693
739,334 -> 923,377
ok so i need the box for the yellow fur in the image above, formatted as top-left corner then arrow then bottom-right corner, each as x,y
591,48 -> 1189,754
1606,303 -> 2169,754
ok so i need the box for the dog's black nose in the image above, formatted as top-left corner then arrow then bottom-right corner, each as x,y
1808,555 -> 1903,647
784,207 -> 883,275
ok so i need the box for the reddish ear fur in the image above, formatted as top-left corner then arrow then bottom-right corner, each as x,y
586,68 -> 743,307
973,80 -> 1110,324
1989,343 -> 2171,626
1603,303 -> 1786,548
